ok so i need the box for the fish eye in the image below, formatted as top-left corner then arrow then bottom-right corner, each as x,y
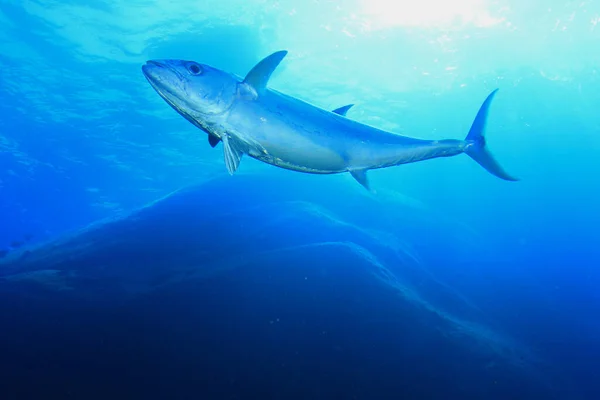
187,62 -> 202,75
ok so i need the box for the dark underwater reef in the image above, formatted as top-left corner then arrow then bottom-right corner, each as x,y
0,173 -> 561,399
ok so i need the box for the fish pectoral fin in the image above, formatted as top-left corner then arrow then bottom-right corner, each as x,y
332,104 -> 354,116
222,135 -> 244,175
349,169 -> 370,191
208,135 -> 221,148
243,50 -> 288,95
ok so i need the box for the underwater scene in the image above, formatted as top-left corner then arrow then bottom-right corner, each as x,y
1,0 -> 599,399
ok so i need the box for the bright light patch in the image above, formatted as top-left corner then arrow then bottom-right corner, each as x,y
359,0 -> 502,29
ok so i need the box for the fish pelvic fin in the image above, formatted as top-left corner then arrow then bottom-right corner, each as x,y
464,89 -> 519,181
208,135 -> 221,148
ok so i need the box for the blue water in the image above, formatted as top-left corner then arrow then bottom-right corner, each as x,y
1,1 -> 599,399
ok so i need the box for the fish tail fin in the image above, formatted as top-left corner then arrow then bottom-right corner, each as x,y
464,89 -> 519,181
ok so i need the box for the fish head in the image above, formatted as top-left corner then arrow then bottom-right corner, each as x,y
142,59 -> 238,120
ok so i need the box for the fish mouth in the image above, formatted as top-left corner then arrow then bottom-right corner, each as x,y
143,60 -> 163,69
141,61 -> 198,120
141,60 -> 166,82
141,60 -> 182,100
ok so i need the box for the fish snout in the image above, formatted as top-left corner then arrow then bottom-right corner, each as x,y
145,60 -> 164,68
141,60 -> 169,81
142,60 -> 173,82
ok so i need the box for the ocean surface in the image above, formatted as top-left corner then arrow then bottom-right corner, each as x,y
1,0 -> 599,399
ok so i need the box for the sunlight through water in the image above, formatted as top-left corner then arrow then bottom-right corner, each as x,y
359,0 -> 503,28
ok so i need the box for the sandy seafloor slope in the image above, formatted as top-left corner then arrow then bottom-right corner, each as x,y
0,173 -> 574,400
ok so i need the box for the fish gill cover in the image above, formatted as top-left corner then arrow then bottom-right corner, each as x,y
0,0 -> 599,399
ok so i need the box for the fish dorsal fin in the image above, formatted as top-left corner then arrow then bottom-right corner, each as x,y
350,169 -> 370,191
243,50 -> 288,95
208,135 -> 221,148
222,135 -> 244,175
332,104 -> 354,116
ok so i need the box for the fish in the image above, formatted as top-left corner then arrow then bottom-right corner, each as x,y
142,50 -> 518,190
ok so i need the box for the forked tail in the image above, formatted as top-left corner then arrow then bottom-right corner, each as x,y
464,89 -> 519,181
